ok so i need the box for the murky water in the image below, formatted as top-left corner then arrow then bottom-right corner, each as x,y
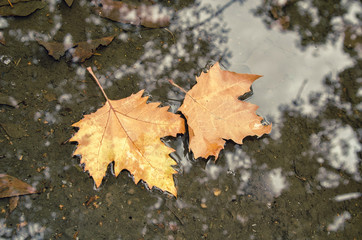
0,0 -> 361,239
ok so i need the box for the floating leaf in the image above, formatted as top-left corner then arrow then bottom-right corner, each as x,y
37,41 -> 69,60
70,36 -> 115,62
37,36 -> 115,62
70,68 -> 185,196
172,62 -> 272,159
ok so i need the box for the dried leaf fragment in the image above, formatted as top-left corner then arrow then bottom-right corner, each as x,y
0,174 -> 37,198
93,0 -> 171,28
70,68 -> 185,196
0,0 -> 46,17
37,41 -> 69,60
175,62 -> 272,159
0,31 -> 5,45
71,36 -> 115,62
37,36 -> 114,62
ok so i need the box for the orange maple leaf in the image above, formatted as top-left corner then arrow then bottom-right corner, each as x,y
173,62 -> 272,159
70,68 -> 185,196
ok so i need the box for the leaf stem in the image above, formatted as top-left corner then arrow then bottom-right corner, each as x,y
87,67 -> 109,101
168,79 -> 188,94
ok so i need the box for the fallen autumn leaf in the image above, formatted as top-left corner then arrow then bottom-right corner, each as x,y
37,35 -> 115,62
171,62 -> 272,159
0,173 -> 37,199
70,67 -> 185,196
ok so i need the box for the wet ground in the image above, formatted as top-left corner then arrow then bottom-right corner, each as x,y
0,0 -> 361,239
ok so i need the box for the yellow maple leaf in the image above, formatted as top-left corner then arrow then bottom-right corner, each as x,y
173,62 -> 272,159
70,68 -> 185,196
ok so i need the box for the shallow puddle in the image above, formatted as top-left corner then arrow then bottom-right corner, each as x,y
0,0 -> 361,239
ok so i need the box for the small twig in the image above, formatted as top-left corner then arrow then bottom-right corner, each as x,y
7,0 -> 13,8
164,28 -> 175,43
165,205 -> 184,225
14,58 -> 21,66
293,160 -> 306,182
294,79 -> 308,104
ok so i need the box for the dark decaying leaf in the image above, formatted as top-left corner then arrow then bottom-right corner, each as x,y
0,0 -> 46,17
0,174 -> 37,199
0,123 -> 28,138
64,0 -> 73,7
37,40 -> 71,60
93,0 -> 171,28
37,36 -> 115,62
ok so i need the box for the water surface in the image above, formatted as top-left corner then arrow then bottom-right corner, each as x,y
0,0 -> 361,239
